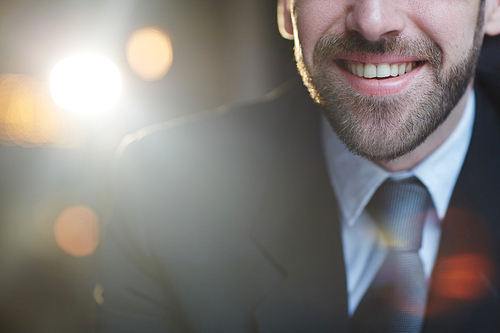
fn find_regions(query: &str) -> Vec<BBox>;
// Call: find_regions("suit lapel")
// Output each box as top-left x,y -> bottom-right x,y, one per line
250,90 -> 348,333
423,71 -> 500,333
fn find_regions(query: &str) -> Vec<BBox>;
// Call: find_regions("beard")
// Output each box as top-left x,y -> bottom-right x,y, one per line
296,4 -> 484,162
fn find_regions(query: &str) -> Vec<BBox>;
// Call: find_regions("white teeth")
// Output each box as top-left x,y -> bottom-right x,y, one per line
356,64 -> 364,77
364,64 -> 377,78
390,64 -> 399,77
351,64 -> 357,76
398,64 -> 406,76
346,62 -> 420,78
376,63 -> 391,78
405,62 -> 412,73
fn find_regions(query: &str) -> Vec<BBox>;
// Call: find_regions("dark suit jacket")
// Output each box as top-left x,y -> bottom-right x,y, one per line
98,70 -> 500,332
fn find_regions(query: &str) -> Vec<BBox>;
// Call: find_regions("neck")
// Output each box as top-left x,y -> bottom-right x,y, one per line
377,85 -> 472,173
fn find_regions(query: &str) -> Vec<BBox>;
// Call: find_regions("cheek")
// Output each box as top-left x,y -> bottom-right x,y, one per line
407,1 -> 479,64
294,0 -> 349,63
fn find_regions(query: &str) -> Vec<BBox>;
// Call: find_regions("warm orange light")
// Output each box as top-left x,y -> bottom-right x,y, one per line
54,205 -> 100,257
0,74 -> 85,148
126,27 -> 173,81
432,253 -> 493,300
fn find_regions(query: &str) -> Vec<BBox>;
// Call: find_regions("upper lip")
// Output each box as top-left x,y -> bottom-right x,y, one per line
334,53 -> 426,64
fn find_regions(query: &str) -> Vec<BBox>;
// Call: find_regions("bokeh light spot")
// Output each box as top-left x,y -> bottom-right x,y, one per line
93,283 -> 104,305
54,205 -> 99,257
0,74 -> 85,148
126,27 -> 173,81
50,55 -> 121,113
433,253 -> 493,300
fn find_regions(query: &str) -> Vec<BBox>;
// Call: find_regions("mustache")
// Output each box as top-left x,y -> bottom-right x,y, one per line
313,31 -> 443,69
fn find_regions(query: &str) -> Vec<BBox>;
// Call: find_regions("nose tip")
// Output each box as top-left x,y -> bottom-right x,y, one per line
346,0 -> 404,42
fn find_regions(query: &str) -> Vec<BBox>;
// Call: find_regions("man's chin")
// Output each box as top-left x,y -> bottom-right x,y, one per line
342,138 -> 424,163
315,72 -> 439,161
322,109 -> 429,162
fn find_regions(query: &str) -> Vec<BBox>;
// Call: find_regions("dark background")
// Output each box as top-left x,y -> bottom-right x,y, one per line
0,0 -> 296,129
0,1 -> 497,332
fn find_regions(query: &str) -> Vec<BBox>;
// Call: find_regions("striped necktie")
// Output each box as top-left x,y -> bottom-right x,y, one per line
350,177 -> 431,333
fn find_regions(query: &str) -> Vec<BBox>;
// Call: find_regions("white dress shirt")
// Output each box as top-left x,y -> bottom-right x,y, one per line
321,91 -> 476,316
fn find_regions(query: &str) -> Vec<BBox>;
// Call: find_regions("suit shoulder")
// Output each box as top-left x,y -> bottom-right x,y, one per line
106,81 -> 314,260
475,68 -> 500,113
117,78 -> 310,160
111,78 -> 315,214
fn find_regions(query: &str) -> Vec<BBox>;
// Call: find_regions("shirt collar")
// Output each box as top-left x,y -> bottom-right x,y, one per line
322,90 -> 475,226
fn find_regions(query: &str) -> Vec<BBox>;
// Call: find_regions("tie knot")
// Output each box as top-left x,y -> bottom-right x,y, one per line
367,177 -> 431,252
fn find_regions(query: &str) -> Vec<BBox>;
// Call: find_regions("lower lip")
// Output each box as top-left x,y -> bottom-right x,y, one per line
336,62 -> 426,97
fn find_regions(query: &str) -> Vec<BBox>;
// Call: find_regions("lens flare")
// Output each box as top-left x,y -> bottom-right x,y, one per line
54,205 -> 100,257
50,55 -> 121,113
432,253 -> 493,300
126,27 -> 173,81
0,74 -> 84,148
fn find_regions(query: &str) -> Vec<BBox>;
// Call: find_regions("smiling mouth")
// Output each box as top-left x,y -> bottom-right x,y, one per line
337,60 -> 425,79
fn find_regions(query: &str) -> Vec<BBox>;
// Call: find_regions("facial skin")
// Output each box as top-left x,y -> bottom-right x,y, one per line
279,0 -> 500,171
